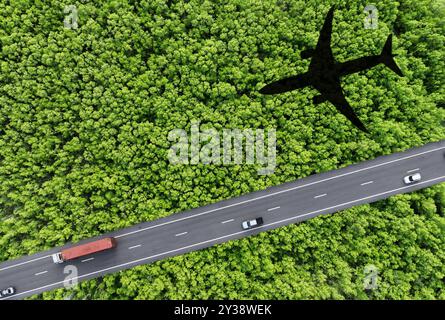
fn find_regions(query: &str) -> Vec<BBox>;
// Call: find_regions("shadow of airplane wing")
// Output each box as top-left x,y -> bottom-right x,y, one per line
316,80 -> 369,133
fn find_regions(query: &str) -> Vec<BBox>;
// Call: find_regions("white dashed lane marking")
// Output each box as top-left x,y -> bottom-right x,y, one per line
175,232 -> 188,237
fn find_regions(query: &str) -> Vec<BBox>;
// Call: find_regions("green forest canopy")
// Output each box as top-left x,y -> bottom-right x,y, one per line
0,0 -> 444,299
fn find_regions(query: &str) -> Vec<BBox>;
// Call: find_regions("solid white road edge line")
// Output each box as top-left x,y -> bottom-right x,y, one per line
0,255 -> 52,273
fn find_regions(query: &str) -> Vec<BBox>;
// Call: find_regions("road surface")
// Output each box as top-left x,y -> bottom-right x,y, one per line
0,140 -> 444,299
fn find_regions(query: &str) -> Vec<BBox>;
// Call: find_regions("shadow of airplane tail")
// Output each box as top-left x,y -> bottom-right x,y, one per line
380,34 -> 404,77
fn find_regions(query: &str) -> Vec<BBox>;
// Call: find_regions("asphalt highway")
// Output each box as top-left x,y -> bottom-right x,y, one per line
0,139 -> 444,299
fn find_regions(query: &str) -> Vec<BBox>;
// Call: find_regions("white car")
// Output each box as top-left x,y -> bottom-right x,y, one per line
403,173 -> 421,184
242,217 -> 264,230
0,287 -> 15,298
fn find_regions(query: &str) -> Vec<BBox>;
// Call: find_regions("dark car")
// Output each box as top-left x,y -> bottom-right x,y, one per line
0,287 -> 15,298
242,217 -> 264,230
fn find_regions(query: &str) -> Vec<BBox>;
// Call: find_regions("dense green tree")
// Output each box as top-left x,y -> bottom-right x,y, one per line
0,0 -> 444,299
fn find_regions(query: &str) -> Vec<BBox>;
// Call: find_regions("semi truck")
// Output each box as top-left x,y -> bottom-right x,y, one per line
52,237 -> 117,264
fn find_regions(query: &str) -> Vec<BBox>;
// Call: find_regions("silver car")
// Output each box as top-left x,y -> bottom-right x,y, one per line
242,217 -> 264,230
